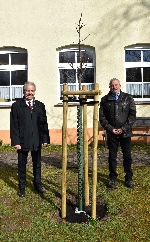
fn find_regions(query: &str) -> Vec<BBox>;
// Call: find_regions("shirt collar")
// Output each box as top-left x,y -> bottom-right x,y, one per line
112,92 -> 120,100
25,99 -> 33,105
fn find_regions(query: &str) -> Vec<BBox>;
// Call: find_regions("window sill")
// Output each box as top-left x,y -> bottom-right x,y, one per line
0,104 -> 12,108
54,102 -> 80,107
54,100 -> 98,107
135,101 -> 150,105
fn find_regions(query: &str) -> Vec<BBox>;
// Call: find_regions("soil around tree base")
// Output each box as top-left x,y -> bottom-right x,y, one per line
50,193 -> 108,224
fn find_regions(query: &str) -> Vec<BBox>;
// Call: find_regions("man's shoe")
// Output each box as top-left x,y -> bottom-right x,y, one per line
18,189 -> 25,197
108,180 -> 116,188
125,180 -> 134,189
34,186 -> 46,194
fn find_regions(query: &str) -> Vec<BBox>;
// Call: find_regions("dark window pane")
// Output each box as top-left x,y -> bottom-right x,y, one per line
11,70 -> 27,85
126,68 -> 142,82
11,53 -> 27,65
143,50 -> 150,62
0,54 -> 9,65
143,68 -> 150,82
78,68 -> 94,83
60,69 -> 76,84
0,71 -> 10,86
59,52 -> 75,63
125,50 -> 141,62
77,50 -> 93,63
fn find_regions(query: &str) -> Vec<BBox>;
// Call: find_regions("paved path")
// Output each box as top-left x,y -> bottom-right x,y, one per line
0,150 -> 150,168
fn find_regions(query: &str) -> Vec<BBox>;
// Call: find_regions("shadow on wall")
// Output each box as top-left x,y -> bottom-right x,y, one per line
92,1 -> 150,50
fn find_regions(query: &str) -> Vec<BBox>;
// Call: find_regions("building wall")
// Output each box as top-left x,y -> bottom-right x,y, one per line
0,0 -> 150,145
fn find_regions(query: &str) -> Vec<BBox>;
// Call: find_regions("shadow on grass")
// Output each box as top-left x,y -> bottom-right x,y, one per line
0,163 -> 18,191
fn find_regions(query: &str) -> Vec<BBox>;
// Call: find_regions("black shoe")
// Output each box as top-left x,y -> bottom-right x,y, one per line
18,189 -> 25,197
108,180 -> 116,188
34,186 -> 45,194
125,180 -> 134,189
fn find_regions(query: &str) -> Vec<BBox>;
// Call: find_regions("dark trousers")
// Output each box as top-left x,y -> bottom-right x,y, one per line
107,135 -> 133,181
17,150 -> 41,189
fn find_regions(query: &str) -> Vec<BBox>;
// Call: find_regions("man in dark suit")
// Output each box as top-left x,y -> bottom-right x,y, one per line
10,82 -> 50,197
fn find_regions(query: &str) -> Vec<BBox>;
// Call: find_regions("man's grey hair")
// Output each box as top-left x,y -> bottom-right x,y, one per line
109,78 -> 120,86
23,82 -> 36,91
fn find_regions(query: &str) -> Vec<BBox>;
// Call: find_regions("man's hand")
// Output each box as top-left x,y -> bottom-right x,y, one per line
112,128 -> 123,135
14,145 -> 21,150
42,143 -> 47,147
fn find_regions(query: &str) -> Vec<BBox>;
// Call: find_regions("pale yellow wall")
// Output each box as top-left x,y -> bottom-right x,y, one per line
0,109 -> 11,130
0,0 -> 150,143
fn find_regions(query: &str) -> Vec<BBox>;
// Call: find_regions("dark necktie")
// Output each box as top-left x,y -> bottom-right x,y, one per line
28,101 -> 32,110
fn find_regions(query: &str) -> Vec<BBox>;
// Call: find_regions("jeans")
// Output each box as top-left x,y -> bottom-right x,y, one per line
107,135 -> 133,181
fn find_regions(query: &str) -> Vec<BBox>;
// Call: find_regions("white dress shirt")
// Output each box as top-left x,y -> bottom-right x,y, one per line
26,99 -> 33,107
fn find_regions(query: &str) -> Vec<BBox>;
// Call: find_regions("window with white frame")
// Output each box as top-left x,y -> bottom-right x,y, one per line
125,45 -> 150,101
0,47 -> 27,104
57,45 -> 95,102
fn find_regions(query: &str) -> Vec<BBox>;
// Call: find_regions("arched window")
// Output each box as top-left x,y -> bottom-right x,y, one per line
125,45 -> 150,101
0,47 -> 27,105
57,45 -> 95,102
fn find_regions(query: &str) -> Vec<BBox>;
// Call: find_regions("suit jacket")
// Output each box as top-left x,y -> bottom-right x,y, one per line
10,98 -> 50,151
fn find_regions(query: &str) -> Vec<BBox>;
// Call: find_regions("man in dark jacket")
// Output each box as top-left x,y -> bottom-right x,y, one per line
99,78 -> 136,189
10,82 -> 50,197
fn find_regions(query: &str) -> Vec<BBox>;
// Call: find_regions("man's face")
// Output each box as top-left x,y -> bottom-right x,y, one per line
109,80 -> 121,95
24,85 -> 35,101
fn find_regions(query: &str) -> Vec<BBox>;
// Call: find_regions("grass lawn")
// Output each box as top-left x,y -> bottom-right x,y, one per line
0,161 -> 150,241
